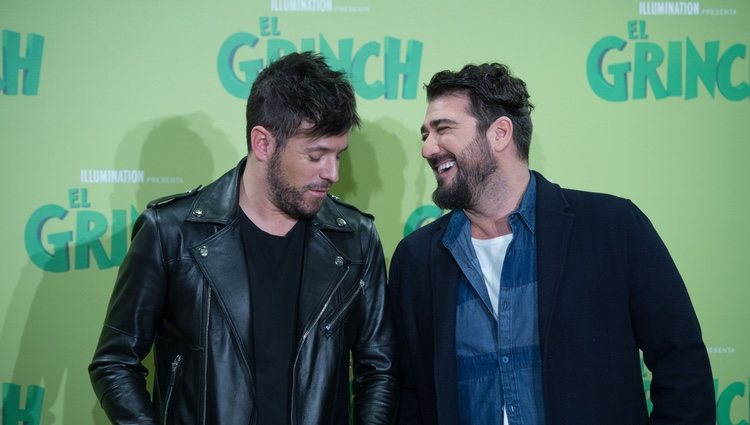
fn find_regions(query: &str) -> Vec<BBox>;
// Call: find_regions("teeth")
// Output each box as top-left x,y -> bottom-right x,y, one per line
437,161 -> 456,173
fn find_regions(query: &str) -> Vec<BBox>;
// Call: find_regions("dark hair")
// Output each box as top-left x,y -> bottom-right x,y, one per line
425,63 -> 534,160
246,51 -> 360,151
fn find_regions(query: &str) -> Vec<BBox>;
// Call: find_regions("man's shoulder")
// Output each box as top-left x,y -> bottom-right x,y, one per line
389,212 -> 451,277
143,163 -> 240,222
317,195 -> 377,235
146,185 -> 203,210
325,194 -> 374,221
535,171 -> 633,214
406,211 -> 451,239
394,211 -> 451,253
138,185 -> 207,228
127,187 -> 200,229
559,186 -> 630,208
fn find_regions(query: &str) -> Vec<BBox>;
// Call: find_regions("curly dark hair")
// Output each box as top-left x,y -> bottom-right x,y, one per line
426,63 -> 534,160
245,51 -> 360,151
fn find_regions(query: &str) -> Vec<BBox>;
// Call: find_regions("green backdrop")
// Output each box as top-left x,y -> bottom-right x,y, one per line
1,0 -> 748,423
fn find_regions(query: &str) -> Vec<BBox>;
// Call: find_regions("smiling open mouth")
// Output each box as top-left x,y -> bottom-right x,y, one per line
437,160 -> 456,174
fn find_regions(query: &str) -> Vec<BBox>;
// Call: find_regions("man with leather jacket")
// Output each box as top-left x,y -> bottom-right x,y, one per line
89,52 -> 397,425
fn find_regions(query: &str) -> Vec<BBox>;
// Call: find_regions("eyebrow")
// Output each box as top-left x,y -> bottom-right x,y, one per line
420,118 -> 458,134
304,145 -> 349,154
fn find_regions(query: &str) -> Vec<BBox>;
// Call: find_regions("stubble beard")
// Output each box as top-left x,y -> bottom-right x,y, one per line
266,148 -> 325,220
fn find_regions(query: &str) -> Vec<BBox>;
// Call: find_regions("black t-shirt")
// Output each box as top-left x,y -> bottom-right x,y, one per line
240,214 -> 305,425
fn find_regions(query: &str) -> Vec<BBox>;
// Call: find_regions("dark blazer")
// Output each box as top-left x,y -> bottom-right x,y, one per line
389,171 -> 714,425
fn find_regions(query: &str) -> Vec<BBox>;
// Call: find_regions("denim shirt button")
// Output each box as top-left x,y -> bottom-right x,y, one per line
502,356 -> 510,364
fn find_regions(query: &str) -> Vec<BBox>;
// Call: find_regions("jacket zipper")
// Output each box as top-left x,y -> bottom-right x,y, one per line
163,354 -> 182,424
323,279 -> 365,335
289,268 -> 350,425
201,287 -> 211,425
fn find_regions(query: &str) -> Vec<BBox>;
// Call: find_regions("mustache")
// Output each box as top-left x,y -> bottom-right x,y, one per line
304,183 -> 332,191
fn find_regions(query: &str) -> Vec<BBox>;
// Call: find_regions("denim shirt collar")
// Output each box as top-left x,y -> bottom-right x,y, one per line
512,172 -> 537,235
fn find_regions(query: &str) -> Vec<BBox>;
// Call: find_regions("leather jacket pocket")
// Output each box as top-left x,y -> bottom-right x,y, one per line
321,279 -> 366,338
163,354 -> 182,424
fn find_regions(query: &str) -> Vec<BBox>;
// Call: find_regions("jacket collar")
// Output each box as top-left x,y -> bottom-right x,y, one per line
184,159 -> 243,225
184,157 -> 354,232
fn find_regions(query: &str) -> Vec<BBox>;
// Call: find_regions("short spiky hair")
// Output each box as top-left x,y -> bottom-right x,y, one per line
426,63 -> 534,160
245,51 -> 360,150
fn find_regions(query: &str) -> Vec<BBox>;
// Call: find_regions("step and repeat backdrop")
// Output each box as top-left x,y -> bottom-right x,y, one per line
1,0 -> 748,423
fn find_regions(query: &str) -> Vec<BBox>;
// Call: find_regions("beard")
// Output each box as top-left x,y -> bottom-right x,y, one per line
266,148 -> 328,220
431,133 -> 497,210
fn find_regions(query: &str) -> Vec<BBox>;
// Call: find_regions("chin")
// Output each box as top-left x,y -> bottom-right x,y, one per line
301,201 -> 324,218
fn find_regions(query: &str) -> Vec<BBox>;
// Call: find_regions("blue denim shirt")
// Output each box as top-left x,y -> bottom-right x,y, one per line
443,174 -> 545,425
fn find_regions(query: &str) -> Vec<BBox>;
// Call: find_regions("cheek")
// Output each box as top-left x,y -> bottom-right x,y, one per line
292,164 -> 320,185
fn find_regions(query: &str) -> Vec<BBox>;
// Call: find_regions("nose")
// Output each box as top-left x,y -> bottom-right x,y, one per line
422,133 -> 439,159
320,156 -> 340,183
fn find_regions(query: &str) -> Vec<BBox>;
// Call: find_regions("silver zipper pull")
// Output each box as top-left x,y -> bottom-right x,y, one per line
171,354 -> 182,372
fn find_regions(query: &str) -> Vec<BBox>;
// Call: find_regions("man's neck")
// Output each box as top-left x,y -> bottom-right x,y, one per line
465,167 -> 530,240
238,163 -> 299,236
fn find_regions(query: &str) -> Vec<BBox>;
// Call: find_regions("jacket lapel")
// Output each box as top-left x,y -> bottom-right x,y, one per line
430,215 -> 461,425
184,160 -> 254,371
298,198 -> 355,335
533,171 -> 574,356
191,221 -> 252,363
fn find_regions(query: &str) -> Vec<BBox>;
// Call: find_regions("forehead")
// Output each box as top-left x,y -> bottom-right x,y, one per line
286,120 -> 349,149
423,93 -> 475,127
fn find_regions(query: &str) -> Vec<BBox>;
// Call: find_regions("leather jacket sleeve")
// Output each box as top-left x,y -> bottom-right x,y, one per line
89,208 -> 164,424
350,223 -> 399,425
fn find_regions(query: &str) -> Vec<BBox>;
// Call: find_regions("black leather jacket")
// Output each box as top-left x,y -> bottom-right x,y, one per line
89,160 -> 397,424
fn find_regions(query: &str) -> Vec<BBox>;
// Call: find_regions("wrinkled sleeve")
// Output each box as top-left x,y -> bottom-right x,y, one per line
88,208 -> 167,424
351,220 -> 399,425
626,201 -> 715,424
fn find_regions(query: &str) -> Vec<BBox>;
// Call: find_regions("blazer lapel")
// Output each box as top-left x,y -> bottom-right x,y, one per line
533,172 -> 574,356
430,217 -> 461,425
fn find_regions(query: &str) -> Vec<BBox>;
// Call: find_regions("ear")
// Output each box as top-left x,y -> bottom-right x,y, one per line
487,116 -> 514,153
249,125 -> 276,162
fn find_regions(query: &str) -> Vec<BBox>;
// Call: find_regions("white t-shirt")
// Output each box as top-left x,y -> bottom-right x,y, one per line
471,233 -> 514,425
471,233 -> 513,317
